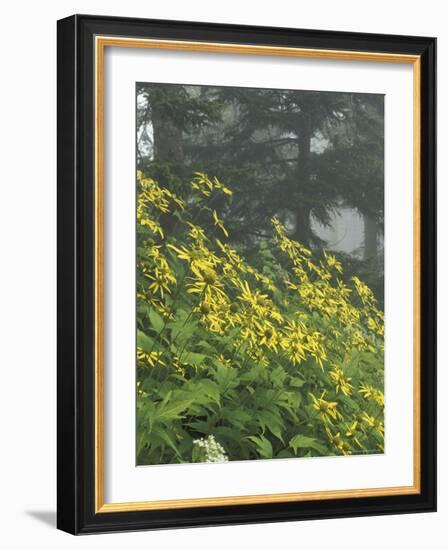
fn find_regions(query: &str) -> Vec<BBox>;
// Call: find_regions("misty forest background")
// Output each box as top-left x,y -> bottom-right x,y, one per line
137,83 -> 384,305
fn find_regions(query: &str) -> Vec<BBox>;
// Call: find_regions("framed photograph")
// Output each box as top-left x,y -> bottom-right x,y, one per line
57,14 -> 436,534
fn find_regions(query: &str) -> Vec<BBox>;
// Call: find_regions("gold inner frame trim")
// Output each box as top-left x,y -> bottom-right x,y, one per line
94,35 -> 421,513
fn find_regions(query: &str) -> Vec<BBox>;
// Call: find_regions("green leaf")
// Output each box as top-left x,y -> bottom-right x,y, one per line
257,409 -> 285,442
136,429 -> 148,455
339,395 -> 359,410
212,365 -> 239,392
248,435 -> 273,459
222,408 -> 251,430
195,379 -> 221,406
152,426 -> 182,458
156,398 -> 193,421
284,391 -> 302,412
192,445 -> 204,463
289,434 -> 326,455
137,330 -> 154,353
197,340 -> 218,353
149,308 -> 165,332
189,420 -> 213,434
290,377 -> 306,388
169,314 -> 197,344
183,352 -> 207,367
270,366 -> 287,387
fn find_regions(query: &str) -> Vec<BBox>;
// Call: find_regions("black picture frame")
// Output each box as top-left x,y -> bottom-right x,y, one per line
57,14 -> 436,534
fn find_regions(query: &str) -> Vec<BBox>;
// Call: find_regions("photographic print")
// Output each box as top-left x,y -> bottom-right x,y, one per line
58,16 -> 436,533
136,82 -> 385,466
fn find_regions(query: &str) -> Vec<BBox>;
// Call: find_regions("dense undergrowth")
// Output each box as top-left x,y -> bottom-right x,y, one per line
136,172 -> 384,465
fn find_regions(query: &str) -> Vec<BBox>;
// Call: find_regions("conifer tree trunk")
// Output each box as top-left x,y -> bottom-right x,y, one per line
364,214 -> 378,259
294,116 -> 312,247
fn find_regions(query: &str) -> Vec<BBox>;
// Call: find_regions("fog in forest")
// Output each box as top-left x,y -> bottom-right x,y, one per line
136,83 -> 384,305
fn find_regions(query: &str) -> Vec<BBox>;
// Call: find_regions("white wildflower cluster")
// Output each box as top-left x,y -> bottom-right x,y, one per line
193,435 -> 229,463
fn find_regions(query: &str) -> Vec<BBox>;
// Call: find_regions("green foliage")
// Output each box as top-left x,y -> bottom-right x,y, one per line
136,172 -> 384,465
